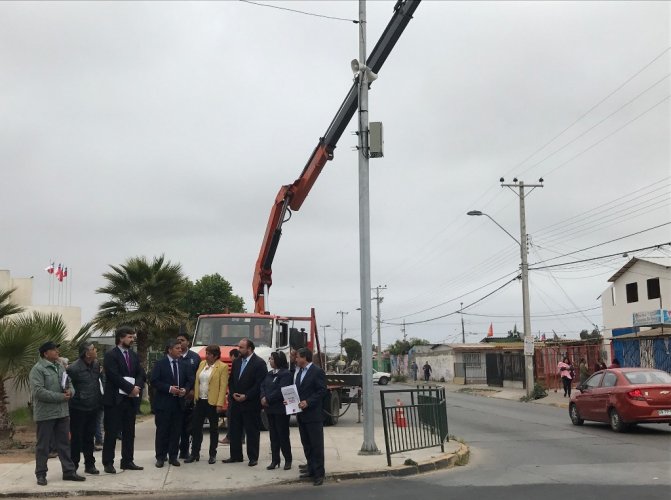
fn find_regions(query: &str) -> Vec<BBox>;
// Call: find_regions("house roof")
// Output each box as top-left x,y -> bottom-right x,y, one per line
607,257 -> 671,283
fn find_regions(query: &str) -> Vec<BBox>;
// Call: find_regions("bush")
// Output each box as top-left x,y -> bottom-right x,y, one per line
392,374 -> 407,383
9,406 -> 32,426
520,383 -> 548,402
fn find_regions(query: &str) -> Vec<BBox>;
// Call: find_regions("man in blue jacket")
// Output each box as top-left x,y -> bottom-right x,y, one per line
150,339 -> 194,468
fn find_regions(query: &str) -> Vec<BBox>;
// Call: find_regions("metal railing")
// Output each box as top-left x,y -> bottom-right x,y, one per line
379,386 -> 449,466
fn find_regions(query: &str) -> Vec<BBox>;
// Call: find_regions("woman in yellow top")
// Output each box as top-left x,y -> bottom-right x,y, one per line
185,345 -> 228,464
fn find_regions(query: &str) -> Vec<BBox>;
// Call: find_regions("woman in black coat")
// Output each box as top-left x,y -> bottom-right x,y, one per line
260,351 -> 293,470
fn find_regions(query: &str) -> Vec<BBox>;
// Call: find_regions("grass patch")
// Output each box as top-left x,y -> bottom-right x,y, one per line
457,387 -> 498,394
455,449 -> 470,466
448,434 -> 465,444
9,406 -> 32,426
520,383 -> 548,402
139,399 -> 152,416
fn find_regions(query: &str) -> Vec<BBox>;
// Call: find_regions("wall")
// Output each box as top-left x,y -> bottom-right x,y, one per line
411,347 -> 455,382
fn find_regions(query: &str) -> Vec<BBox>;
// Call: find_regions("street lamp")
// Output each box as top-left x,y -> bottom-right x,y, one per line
320,324 -> 331,358
468,208 -> 535,397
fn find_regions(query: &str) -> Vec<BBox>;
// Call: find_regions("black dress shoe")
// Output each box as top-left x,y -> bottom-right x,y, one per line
222,458 -> 243,463
103,464 -> 116,474
248,459 -> 258,467
284,461 -> 292,470
178,452 -> 188,460
169,459 -> 181,467
36,476 -> 47,486
313,476 -> 324,486
155,460 -> 165,468
266,461 -> 279,470
63,472 -> 86,482
84,466 -> 100,475
184,455 -> 199,463
299,472 -> 313,479
121,462 -> 144,470
208,456 -> 216,465
299,464 -> 308,471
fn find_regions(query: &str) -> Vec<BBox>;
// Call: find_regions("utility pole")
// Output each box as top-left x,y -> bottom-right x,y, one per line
401,319 -> 407,342
355,0 -> 379,455
460,302 -> 465,344
320,324 -> 331,358
373,285 -> 387,369
336,311 -> 348,357
501,178 -> 544,398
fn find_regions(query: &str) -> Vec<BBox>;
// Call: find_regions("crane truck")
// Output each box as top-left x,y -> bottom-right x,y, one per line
190,0 -> 421,426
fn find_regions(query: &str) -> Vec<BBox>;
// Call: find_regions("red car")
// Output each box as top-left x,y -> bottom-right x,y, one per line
569,367 -> 671,432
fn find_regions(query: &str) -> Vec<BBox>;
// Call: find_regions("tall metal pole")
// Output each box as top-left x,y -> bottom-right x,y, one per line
518,181 -> 534,397
374,285 -> 387,367
336,311 -> 348,357
357,0 -> 379,454
460,302 -> 465,344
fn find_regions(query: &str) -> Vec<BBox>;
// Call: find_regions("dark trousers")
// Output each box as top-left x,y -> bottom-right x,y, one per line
69,407 -> 97,469
191,399 -> 219,458
178,400 -> 194,457
298,417 -> 324,479
35,417 -> 75,478
102,399 -> 137,467
562,376 -> 572,397
154,405 -> 183,461
229,405 -> 260,461
267,412 -> 292,463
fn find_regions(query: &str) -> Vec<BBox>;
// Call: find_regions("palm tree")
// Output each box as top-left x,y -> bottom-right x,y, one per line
0,288 -> 24,320
0,312 -> 68,443
93,255 -> 188,369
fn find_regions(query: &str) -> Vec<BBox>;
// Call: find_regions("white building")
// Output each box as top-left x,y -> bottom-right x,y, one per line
601,257 -> 671,334
0,269 -> 82,339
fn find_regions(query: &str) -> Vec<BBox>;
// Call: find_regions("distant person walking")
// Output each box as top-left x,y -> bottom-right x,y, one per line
410,361 -> 418,382
29,341 -> 85,486
557,357 -> 573,397
578,358 -> 589,385
422,362 -> 432,382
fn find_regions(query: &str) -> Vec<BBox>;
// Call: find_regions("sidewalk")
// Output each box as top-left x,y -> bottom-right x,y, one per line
0,408 -> 465,498
428,381 -> 571,409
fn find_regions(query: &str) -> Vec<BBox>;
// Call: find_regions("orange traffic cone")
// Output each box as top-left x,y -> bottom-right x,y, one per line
394,399 -> 407,427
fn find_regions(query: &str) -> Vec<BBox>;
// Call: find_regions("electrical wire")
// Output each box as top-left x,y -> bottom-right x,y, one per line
529,242 -> 671,271
238,0 -> 359,23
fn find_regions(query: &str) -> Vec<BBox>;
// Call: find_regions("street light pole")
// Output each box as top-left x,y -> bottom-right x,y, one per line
336,311 -> 348,357
320,324 -> 331,359
468,177 -> 543,398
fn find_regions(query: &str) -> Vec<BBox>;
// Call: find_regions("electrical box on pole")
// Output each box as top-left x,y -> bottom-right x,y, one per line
369,122 -> 384,158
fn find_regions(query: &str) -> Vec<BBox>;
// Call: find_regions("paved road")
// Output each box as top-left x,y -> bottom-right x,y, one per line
120,384 -> 670,500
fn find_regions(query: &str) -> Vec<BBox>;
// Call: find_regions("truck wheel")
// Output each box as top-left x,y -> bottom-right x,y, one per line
324,390 -> 341,426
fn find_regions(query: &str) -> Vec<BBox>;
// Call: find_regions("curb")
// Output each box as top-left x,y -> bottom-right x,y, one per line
0,444 -> 470,498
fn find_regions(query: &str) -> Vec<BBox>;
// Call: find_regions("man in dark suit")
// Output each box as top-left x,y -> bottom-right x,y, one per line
295,347 -> 327,486
222,338 -> 267,466
150,339 -> 194,468
176,332 -> 201,459
102,326 -> 146,474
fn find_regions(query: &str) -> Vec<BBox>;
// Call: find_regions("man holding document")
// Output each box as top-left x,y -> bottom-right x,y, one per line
102,326 -> 146,474
293,347 -> 327,486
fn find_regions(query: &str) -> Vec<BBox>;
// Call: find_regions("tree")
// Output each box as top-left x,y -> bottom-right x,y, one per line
182,273 -> 245,321
0,312 -> 68,444
0,288 -> 23,320
387,337 -> 430,355
94,255 -> 188,369
340,338 -> 361,363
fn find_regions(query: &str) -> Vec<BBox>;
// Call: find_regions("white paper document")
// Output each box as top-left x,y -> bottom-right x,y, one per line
281,384 -> 302,415
61,372 -> 69,391
119,376 -> 138,396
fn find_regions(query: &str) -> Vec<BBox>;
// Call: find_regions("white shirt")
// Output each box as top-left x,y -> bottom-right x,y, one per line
199,364 -> 214,400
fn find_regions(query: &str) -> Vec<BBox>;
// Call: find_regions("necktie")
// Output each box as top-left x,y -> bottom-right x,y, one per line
239,358 -> 248,377
124,350 -> 131,373
172,360 -> 179,386
296,367 -> 304,385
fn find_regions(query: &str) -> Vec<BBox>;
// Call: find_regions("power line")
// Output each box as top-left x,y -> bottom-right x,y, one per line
530,222 -> 671,266
239,0 -> 359,23
462,306 -> 601,319
528,242 -> 671,271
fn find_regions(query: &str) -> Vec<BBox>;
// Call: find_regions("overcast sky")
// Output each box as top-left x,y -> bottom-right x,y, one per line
2,1 -> 669,350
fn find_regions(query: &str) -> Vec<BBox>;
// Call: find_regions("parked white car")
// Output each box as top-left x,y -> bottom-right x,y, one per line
373,369 -> 391,385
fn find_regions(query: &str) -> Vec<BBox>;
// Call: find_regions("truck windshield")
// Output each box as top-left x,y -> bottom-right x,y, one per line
194,316 -> 273,348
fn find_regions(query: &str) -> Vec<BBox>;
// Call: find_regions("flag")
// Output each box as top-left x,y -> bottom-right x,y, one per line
487,323 -> 494,337
45,262 -> 55,274
56,264 -> 64,282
